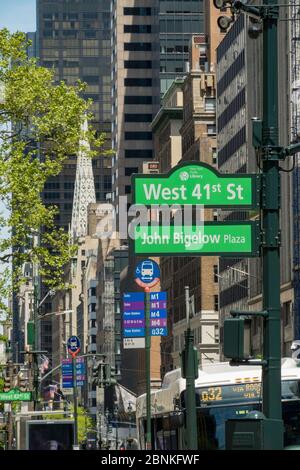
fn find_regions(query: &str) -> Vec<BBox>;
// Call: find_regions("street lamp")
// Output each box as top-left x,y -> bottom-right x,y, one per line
114,402 -> 119,450
105,408 -> 110,449
37,309 -> 73,320
127,401 -> 133,445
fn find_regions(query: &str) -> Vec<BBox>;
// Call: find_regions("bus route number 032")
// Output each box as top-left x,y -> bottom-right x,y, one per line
151,328 -> 165,336
201,387 -> 222,402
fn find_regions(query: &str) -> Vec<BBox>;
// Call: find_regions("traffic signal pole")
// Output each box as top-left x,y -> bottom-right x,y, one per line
223,0 -> 291,448
183,286 -> 198,449
260,0 -> 282,426
72,355 -> 79,449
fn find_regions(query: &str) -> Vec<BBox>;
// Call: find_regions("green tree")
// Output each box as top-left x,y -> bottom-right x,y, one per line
0,29 -> 107,313
44,405 -> 94,444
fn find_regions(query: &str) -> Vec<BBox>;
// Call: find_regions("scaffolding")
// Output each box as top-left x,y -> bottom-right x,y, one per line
291,1 -> 300,338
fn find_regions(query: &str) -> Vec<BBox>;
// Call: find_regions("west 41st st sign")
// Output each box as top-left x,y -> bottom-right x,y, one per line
133,162 -> 261,257
133,162 -> 260,209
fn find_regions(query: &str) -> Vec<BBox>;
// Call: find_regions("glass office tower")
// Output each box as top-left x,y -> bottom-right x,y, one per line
159,0 -> 204,93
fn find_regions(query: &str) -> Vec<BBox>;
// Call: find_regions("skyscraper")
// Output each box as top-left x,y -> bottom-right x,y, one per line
159,0 -> 205,93
36,0 -> 112,358
111,0 -> 160,212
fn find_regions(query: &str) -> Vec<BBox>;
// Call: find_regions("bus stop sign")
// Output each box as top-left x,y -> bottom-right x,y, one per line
135,259 -> 160,288
67,336 -> 81,357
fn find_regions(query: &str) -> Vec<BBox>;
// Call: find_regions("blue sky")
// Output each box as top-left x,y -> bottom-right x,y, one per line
0,0 -> 36,32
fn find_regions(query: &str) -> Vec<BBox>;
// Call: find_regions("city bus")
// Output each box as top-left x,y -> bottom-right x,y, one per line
136,358 -> 300,450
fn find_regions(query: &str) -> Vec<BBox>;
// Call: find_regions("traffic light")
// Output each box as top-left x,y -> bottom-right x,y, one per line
103,364 -> 117,386
3,375 -> 11,392
17,372 -> 27,392
110,366 -> 117,386
103,364 -> 111,386
92,361 -> 102,386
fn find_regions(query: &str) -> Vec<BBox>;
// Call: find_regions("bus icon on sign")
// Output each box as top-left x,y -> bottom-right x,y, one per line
135,259 -> 160,288
141,261 -> 154,279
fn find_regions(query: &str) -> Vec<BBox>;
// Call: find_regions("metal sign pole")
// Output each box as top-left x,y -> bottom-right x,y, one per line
145,286 -> 151,450
184,286 -> 198,449
261,0 -> 283,446
72,354 -> 79,450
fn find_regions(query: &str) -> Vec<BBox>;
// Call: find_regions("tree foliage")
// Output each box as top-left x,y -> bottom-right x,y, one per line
44,405 -> 94,444
0,29 -> 106,312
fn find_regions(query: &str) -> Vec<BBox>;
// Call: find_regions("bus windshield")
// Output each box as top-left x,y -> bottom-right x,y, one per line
182,380 -> 300,450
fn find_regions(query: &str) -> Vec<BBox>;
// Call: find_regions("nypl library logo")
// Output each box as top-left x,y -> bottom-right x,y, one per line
179,171 -> 189,181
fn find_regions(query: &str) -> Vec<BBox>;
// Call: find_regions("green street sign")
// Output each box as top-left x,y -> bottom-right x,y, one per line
133,162 -> 259,209
134,222 -> 260,257
0,388 -> 32,402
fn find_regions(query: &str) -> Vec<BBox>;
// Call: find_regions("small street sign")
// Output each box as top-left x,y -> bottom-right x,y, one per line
150,309 -> 167,318
67,336 -> 81,356
123,292 -> 145,301
123,338 -> 146,349
134,222 -> 260,257
133,162 -> 259,208
123,310 -> 145,319
150,292 -> 167,301
150,318 -> 167,327
62,358 -> 86,389
150,327 -> 168,337
0,388 -> 32,402
134,259 -> 160,288
122,292 -> 168,340
123,327 -> 145,338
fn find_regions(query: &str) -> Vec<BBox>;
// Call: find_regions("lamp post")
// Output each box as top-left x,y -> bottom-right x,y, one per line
114,402 -> 119,450
181,286 -> 198,449
128,401 -> 132,443
105,408 -> 110,449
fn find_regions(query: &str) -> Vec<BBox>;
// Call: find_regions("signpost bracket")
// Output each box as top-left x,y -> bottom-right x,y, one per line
229,359 -> 268,367
261,229 -> 281,248
230,310 -> 268,318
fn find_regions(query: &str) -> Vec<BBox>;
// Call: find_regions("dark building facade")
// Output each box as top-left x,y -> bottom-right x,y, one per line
216,6 -> 293,358
36,0 -> 112,359
159,0 -> 205,94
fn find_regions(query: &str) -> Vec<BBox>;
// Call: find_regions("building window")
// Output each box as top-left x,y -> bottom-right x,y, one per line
207,125 -> 216,135
212,147 -> 217,165
125,167 -> 139,176
123,7 -> 151,15
213,265 -> 218,283
283,302 -> 291,327
125,149 -> 153,159
64,182 -> 74,189
88,287 -> 96,297
205,98 -> 216,112
124,114 -> 152,123
214,295 -> 219,312
124,60 -> 152,69
124,42 -> 152,51
214,325 -> 219,343
125,185 -> 131,194
125,96 -> 152,105
124,25 -> 151,34
125,132 -> 152,140
43,192 -> 60,199
124,78 -> 152,87
83,13 -> 98,19
44,182 -> 60,189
